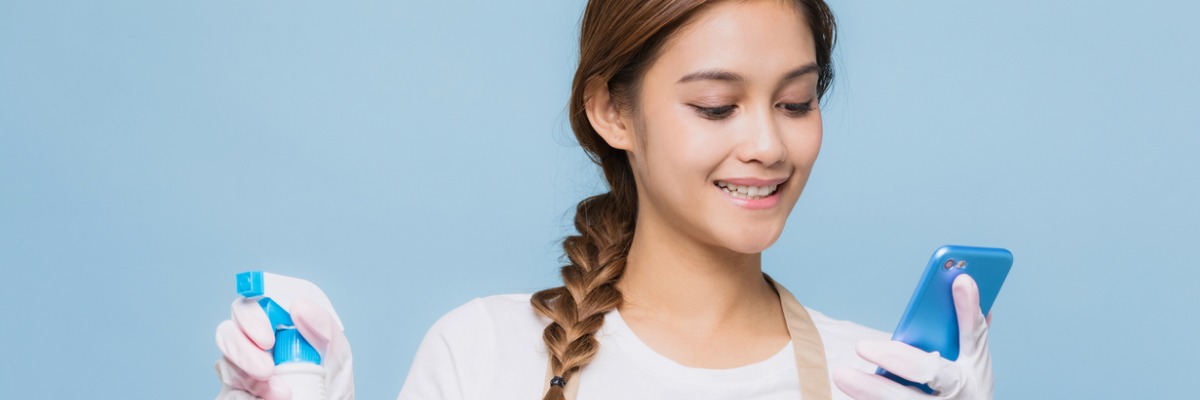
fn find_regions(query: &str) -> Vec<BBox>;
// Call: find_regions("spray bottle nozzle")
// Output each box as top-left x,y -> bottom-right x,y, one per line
237,271 -> 265,297
236,271 -> 322,365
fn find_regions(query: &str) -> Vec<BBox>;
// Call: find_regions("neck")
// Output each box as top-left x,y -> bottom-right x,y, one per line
615,211 -> 779,331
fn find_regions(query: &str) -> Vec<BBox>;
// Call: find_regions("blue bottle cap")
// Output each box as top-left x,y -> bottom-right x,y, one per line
274,329 -> 322,365
257,298 -> 321,365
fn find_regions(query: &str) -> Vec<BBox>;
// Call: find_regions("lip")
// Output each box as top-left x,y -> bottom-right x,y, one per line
715,177 -> 788,186
714,177 -> 787,210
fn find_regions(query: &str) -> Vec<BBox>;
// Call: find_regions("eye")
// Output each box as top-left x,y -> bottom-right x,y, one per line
778,100 -> 815,117
690,104 -> 737,120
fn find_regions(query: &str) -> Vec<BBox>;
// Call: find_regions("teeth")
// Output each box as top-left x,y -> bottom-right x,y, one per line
715,181 -> 780,199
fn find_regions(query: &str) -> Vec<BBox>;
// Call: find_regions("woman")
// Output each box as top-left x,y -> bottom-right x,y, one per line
215,0 -> 996,399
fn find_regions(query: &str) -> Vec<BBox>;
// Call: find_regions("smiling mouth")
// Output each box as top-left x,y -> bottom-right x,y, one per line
714,180 -> 781,200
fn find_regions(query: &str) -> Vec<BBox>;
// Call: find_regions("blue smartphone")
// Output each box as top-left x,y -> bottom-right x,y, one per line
876,245 -> 1013,394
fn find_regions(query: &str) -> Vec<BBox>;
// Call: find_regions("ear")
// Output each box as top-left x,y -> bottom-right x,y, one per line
584,81 -> 635,151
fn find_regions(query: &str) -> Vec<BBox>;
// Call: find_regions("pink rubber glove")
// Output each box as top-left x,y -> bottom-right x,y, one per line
214,272 -> 355,400
834,274 -> 994,400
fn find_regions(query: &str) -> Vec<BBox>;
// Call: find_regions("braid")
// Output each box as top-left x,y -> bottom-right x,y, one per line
531,185 -> 635,400
532,2 -> 696,390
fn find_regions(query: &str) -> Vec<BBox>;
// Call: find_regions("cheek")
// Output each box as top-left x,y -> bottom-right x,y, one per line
642,105 -> 731,179
786,115 -> 823,167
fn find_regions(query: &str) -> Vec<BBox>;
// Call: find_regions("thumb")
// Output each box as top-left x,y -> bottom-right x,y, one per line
950,274 -> 993,397
291,299 -> 337,357
952,274 -> 985,347
291,298 -> 354,400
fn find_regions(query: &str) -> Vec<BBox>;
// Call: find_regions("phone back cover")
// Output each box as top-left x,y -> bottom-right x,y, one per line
879,245 -> 1012,392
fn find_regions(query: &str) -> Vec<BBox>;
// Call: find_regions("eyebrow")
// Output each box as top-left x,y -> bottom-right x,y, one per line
675,63 -> 819,85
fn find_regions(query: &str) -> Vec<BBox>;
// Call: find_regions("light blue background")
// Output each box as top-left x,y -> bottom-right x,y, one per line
2,0 -> 1196,398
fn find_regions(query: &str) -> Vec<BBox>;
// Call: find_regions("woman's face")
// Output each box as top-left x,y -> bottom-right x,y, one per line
626,0 -> 823,254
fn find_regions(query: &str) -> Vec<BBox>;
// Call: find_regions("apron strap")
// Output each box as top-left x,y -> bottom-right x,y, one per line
765,272 -> 833,400
541,273 -> 832,400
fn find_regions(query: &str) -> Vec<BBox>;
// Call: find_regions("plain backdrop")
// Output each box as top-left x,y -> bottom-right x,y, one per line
2,0 -> 1197,398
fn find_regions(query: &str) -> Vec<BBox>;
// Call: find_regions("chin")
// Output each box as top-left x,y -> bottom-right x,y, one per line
716,228 -> 784,255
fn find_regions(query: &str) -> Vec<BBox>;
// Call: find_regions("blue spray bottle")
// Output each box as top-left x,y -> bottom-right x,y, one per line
237,271 -> 327,400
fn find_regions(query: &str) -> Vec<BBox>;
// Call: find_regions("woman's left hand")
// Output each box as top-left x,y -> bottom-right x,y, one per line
833,274 -> 994,400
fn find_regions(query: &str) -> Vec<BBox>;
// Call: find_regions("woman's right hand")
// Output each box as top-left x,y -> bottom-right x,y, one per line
214,272 -> 356,400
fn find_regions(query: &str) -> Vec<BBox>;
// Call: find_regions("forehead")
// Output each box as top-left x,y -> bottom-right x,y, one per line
650,0 -> 816,83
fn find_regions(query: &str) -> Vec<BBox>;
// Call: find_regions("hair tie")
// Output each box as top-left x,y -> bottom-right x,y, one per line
550,376 -> 567,388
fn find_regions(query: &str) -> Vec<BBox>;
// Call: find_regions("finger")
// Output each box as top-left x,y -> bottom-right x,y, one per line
952,274 -> 988,354
952,274 -> 984,334
986,311 -> 993,326
215,358 -> 258,392
216,320 -> 275,380
293,299 -> 354,398
855,340 -> 952,385
833,367 -> 926,400
215,357 -> 293,400
232,298 -> 275,350
215,386 -> 260,400
291,298 -> 335,356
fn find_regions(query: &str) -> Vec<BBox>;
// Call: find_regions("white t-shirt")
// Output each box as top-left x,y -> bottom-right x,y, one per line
396,293 -> 889,400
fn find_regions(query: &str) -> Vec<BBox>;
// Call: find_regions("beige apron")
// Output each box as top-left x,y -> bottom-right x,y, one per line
542,273 -> 832,399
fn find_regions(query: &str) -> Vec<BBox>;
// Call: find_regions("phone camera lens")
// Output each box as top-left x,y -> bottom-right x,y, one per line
944,259 -> 955,269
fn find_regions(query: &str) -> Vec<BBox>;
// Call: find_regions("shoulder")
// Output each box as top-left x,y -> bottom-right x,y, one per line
399,293 -> 551,400
420,293 -> 552,365
428,293 -> 550,337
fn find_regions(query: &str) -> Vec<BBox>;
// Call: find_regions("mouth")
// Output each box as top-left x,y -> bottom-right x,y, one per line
713,180 -> 783,200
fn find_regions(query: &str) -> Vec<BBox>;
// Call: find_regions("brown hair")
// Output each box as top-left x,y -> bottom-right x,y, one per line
530,1 -> 837,398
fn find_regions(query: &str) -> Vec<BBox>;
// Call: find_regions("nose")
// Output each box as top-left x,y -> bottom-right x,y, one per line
735,106 -> 787,167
